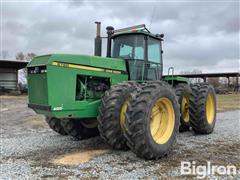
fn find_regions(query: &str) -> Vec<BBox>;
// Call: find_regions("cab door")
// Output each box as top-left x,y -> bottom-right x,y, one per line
145,37 -> 163,80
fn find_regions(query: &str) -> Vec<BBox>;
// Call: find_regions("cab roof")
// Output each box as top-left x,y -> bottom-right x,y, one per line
112,24 -> 163,41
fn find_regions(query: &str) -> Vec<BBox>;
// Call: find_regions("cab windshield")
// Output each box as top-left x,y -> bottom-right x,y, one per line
111,35 -> 144,60
111,34 -> 162,81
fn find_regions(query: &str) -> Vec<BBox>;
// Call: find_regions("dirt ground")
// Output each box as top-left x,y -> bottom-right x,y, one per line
0,95 -> 239,179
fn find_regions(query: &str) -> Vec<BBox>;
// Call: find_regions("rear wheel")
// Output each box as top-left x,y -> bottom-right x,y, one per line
97,82 -> 138,150
61,118 -> 99,140
189,83 -> 217,134
124,81 -> 180,159
175,84 -> 192,132
45,117 -> 67,135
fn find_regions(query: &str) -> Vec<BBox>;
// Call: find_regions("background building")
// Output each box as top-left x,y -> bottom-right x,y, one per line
0,59 -> 28,92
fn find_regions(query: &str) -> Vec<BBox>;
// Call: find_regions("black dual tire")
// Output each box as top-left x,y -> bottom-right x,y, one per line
124,81 -> 180,159
175,84 -> 192,132
190,83 -> 217,134
97,82 -> 138,150
60,118 -> 99,140
45,117 -> 67,135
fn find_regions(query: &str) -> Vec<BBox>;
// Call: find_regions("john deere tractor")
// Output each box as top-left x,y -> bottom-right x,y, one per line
27,22 -> 217,159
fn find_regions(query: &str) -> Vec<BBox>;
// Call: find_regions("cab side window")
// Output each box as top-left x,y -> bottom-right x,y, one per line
147,37 -> 161,80
148,38 -> 161,63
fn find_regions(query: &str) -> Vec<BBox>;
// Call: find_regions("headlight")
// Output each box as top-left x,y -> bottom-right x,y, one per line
28,66 -> 47,74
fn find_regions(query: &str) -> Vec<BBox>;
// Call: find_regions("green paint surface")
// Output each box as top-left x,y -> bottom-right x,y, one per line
28,54 -> 126,72
164,75 -> 189,83
27,54 -> 128,118
27,53 -> 188,119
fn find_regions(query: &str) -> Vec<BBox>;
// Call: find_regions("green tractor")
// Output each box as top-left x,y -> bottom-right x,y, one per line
27,22 -> 217,159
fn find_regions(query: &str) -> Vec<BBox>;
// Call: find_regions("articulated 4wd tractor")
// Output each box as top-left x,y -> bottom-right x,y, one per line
27,22 -> 217,159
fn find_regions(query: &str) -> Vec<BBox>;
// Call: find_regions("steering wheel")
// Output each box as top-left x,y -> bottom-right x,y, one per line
127,53 -> 138,59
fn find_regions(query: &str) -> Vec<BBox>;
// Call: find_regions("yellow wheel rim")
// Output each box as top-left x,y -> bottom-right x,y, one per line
81,119 -> 98,129
150,97 -> 175,144
206,93 -> 215,124
181,96 -> 190,123
120,100 -> 128,129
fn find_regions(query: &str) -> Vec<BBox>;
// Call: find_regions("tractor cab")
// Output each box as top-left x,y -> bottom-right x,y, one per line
99,24 -> 164,81
111,25 -> 163,81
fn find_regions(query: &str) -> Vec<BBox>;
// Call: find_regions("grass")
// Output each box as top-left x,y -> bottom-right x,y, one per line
217,93 -> 240,112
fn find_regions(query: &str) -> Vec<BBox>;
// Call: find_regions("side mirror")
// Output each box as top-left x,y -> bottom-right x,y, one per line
156,34 -> 164,38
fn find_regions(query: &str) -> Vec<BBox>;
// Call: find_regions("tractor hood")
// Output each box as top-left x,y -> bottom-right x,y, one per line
27,53 -> 128,118
27,54 -> 126,72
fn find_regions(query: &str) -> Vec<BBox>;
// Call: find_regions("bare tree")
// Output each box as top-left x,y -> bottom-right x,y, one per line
15,52 -> 36,61
16,52 -> 25,60
180,69 -> 203,83
180,70 -> 191,75
15,52 -> 37,80
25,53 -> 36,61
208,77 -> 220,87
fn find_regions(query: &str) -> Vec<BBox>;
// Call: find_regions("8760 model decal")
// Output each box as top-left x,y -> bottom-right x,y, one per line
52,62 -> 122,74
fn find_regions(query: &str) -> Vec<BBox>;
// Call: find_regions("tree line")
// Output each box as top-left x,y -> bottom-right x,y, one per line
1,50 -> 36,61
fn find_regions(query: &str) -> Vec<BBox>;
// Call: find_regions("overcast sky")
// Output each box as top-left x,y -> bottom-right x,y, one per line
1,0 -> 239,74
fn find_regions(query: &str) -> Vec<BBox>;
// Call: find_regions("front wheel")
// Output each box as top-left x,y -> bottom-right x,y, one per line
45,117 -> 67,135
97,82 -> 138,150
124,81 -> 180,160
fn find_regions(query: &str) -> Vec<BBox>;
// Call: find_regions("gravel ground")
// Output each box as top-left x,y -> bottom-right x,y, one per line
0,96 -> 239,179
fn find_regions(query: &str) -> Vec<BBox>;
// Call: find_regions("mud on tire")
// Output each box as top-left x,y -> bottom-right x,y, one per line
97,82 -> 138,150
124,81 -> 180,159
189,83 -> 217,134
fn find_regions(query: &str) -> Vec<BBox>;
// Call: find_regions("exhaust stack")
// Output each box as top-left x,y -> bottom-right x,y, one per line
106,26 -> 114,58
94,21 -> 102,56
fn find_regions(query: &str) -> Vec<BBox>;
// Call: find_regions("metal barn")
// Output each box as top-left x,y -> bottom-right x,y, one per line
0,60 -> 28,91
